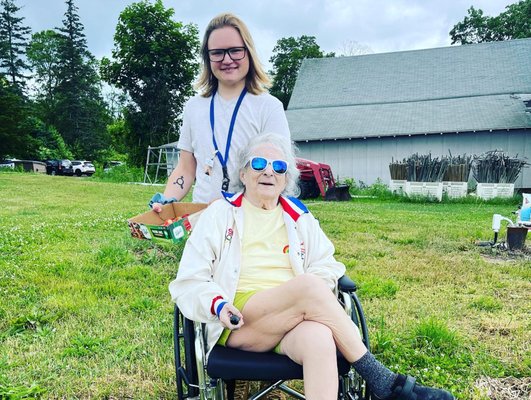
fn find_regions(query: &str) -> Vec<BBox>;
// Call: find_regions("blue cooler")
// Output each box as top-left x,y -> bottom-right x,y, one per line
520,207 -> 531,222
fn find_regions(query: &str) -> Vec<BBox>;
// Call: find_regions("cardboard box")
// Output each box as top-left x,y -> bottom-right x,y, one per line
128,202 -> 207,244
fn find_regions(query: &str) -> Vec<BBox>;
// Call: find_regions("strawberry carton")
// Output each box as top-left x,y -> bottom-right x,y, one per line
128,202 -> 207,244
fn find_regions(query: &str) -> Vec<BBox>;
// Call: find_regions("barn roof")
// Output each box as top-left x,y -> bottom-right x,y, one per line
286,38 -> 531,141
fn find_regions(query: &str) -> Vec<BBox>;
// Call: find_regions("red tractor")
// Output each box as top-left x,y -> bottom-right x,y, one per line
296,158 -> 351,201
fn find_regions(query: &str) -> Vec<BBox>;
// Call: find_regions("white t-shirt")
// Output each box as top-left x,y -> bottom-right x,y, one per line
177,91 -> 290,203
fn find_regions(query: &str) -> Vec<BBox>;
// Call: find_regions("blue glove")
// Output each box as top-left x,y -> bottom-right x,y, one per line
149,192 -> 178,209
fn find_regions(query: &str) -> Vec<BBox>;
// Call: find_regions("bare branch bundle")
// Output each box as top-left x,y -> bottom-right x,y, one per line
389,157 -> 407,180
443,151 -> 472,182
405,153 -> 448,182
472,150 -> 529,183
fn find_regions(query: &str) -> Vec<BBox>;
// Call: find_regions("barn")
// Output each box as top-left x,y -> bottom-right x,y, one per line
286,38 -> 531,190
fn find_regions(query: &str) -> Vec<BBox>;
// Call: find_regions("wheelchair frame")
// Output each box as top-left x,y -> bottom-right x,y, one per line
173,276 -> 371,400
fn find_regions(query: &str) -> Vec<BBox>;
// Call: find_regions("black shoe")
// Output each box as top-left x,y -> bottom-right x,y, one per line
388,374 -> 454,400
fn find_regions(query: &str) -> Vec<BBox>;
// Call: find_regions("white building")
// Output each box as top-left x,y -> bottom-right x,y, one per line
286,38 -> 531,190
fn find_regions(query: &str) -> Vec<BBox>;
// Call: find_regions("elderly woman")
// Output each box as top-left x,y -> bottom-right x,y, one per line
170,133 -> 453,400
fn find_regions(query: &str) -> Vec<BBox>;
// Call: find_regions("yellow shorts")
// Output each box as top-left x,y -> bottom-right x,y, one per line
216,290 -> 282,354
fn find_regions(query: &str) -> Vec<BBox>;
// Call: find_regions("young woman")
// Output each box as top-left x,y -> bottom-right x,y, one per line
150,13 -> 289,208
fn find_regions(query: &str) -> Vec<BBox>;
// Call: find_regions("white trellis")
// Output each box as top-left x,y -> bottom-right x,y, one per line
143,144 -> 179,184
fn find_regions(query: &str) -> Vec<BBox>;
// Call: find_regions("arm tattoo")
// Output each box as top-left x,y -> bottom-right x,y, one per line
173,176 -> 185,190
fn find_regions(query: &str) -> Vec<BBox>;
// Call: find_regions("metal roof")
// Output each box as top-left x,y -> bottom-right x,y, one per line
286,38 -> 531,141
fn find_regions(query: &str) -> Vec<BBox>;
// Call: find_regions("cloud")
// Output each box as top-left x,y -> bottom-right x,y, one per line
17,0 -> 513,67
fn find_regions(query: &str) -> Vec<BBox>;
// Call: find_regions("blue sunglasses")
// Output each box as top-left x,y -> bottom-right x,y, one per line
248,157 -> 289,175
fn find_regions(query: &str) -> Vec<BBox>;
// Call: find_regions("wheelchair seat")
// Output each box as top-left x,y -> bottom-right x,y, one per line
173,275 -> 371,400
208,345 -> 351,381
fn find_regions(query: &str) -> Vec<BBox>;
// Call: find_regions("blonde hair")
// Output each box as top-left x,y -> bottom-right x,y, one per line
195,13 -> 271,97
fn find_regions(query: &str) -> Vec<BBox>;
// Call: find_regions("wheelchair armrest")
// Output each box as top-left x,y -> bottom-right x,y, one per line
338,275 -> 357,292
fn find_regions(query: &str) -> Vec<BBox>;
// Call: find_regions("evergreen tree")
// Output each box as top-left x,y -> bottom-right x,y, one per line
0,0 -> 31,91
54,0 -> 109,159
27,30 -> 62,127
0,76 -> 35,158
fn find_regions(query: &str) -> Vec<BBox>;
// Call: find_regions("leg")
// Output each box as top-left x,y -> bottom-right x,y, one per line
227,274 -> 365,362
279,321 -> 338,400
227,275 -> 455,400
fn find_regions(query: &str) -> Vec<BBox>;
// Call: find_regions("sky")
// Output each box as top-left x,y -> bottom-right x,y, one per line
18,0 -> 513,70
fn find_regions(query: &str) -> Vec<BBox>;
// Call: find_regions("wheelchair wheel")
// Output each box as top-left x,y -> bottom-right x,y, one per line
350,292 -> 370,351
338,291 -> 372,400
174,305 -> 199,399
351,292 -> 371,400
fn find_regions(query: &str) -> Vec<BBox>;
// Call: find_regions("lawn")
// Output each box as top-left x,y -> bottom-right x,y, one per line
0,173 -> 529,399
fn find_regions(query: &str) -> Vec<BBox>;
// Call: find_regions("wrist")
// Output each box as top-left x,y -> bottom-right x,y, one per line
215,301 -> 227,318
211,295 -> 225,316
149,192 -> 177,209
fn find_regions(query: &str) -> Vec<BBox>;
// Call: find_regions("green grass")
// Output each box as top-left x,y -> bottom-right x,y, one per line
0,174 -> 529,399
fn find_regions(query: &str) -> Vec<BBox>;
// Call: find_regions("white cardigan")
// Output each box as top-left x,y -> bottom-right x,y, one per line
169,192 -> 346,356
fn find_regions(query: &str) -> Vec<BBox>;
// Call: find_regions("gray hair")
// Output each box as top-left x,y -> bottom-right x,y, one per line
230,133 -> 300,197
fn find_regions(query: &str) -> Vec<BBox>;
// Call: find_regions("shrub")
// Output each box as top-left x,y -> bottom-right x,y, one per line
92,164 -> 144,183
340,178 -> 394,199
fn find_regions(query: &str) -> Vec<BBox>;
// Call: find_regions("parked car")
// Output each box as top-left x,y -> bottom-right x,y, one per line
71,160 -> 95,176
103,161 -> 124,172
45,159 -> 74,176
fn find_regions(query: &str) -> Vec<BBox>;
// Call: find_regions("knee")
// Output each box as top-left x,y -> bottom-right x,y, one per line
296,274 -> 335,307
294,274 -> 331,297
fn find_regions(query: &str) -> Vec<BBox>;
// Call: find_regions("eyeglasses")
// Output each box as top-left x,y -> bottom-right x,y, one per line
248,157 -> 289,175
208,47 -> 247,62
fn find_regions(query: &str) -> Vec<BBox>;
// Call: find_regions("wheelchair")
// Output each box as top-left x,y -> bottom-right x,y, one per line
173,275 -> 371,400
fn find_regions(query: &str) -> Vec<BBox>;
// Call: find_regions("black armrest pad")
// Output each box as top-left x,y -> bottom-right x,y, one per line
338,275 -> 357,292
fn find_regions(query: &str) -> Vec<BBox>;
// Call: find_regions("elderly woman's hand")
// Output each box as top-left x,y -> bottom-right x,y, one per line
218,303 -> 244,330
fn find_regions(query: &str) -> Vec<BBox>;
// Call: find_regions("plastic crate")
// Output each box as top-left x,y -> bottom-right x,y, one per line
389,179 -> 407,194
442,181 -> 468,198
405,182 -> 443,201
476,183 -> 514,200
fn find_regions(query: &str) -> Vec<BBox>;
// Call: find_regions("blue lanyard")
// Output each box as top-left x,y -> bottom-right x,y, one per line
209,87 -> 247,191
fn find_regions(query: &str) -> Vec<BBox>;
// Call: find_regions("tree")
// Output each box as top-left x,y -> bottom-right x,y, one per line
54,0 -> 109,159
26,30 -> 62,126
30,117 -> 73,160
269,36 -> 334,110
450,0 -> 531,44
0,76 -> 34,158
0,76 -> 73,161
101,0 -> 200,166
496,0 -> 531,39
337,40 -> 374,57
0,0 -> 31,90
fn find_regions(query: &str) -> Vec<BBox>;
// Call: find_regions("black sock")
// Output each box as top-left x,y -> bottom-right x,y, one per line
351,351 -> 396,399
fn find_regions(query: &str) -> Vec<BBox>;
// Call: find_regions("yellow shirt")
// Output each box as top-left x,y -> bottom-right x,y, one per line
237,198 -> 295,291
